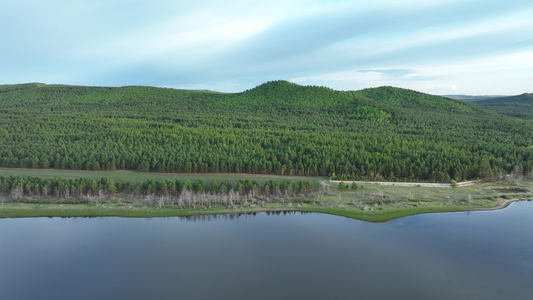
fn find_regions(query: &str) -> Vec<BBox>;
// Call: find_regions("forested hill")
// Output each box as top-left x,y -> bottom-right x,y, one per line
352,86 -> 473,112
1,81 -> 532,182
471,93 -> 533,120
211,80 -> 354,107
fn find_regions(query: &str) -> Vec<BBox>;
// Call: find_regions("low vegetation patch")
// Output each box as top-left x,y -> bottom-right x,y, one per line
492,187 -> 529,193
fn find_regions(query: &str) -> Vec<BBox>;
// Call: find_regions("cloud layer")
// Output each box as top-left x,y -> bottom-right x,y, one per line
1,0 -> 532,95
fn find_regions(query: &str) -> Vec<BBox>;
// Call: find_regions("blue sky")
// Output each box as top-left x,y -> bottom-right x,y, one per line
1,0 -> 532,95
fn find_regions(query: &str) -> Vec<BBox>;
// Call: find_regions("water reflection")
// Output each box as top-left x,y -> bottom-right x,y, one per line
0,202 -> 531,300
179,210 -> 311,222
54,210 -> 311,222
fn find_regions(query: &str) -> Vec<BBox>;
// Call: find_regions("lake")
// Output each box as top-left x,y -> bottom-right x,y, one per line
1,202 -> 532,299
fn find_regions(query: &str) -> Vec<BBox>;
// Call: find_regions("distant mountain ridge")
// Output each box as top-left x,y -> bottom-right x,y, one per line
445,92 -> 533,120
207,81 -> 477,113
470,93 -> 533,120
0,81 -> 519,113
444,95 -> 506,102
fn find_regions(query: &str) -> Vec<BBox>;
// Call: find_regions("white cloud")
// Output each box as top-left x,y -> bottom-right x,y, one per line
77,13 -> 268,63
2,0 -> 533,94
287,48 -> 533,95
404,11 -> 533,48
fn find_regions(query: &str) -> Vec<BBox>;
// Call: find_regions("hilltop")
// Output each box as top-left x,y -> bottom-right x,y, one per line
212,80 -> 354,107
0,81 -> 532,182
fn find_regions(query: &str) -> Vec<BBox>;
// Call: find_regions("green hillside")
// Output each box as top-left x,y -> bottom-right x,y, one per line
0,81 -> 532,182
353,86 -> 473,112
472,93 -> 533,120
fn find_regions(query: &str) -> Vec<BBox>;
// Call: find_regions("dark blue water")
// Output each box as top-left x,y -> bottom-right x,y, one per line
1,202 -> 532,300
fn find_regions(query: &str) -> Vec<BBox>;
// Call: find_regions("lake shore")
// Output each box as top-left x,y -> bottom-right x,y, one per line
1,176 -> 532,222
1,195 -> 530,222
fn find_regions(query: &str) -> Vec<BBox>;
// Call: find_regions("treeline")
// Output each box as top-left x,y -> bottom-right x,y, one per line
1,82 -> 533,182
0,175 -> 317,206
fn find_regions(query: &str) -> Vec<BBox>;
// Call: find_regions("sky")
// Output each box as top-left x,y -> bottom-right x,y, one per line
1,0 -> 532,95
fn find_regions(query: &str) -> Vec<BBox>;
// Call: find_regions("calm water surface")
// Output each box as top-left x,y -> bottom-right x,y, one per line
1,202 -> 532,300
